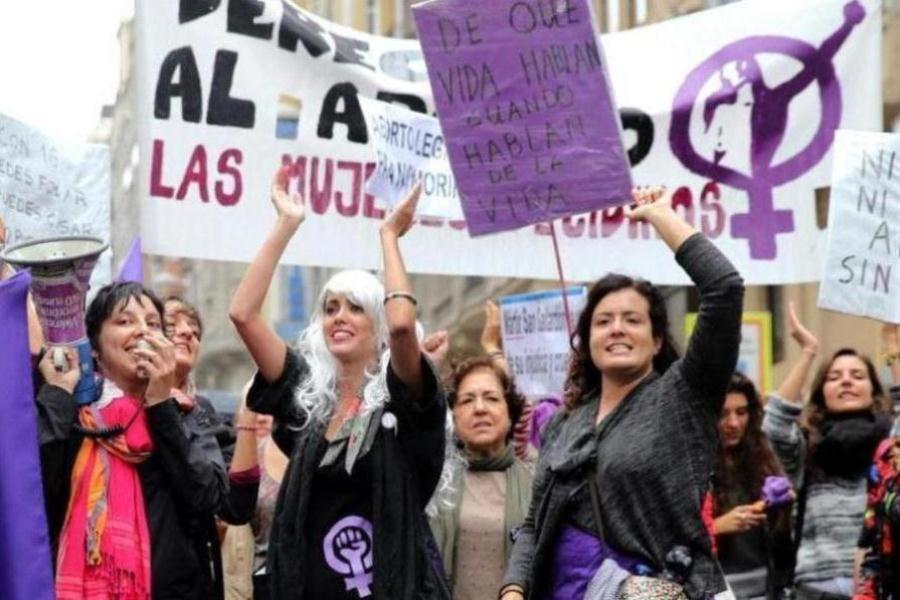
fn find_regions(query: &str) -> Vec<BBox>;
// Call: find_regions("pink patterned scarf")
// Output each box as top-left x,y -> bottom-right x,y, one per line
56,387 -> 154,600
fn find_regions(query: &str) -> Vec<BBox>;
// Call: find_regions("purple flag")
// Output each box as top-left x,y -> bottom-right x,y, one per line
117,236 -> 143,283
0,270 -> 54,600
413,0 -> 633,236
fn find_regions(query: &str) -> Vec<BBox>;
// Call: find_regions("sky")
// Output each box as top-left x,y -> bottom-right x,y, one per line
0,1 -> 134,145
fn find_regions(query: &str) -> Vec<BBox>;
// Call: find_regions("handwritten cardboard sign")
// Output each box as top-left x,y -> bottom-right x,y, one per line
413,0 -> 633,236
818,130 -> 900,322
0,112 -> 111,285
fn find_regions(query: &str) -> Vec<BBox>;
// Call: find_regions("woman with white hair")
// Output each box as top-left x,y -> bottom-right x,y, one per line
228,167 -> 448,600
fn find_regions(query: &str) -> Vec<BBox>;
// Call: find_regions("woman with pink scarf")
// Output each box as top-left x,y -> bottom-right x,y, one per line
37,282 -> 232,599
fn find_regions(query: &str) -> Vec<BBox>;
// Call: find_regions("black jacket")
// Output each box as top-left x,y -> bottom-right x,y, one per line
36,383 -> 253,599
247,349 -> 450,600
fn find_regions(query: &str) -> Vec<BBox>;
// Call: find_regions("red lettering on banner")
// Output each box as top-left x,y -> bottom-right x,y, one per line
525,182 -> 727,241
152,139 -> 243,206
671,186 -> 695,227
281,155 -> 308,202
700,182 -> 725,238
216,149 -> 243,206
150,139 -> 175,198
562,214 -> 585,237
176,145 -> 210,202
335,160 -> 363,217
628,218 -> 652,240
309,157 -> 334,215
600,206 -> 624,237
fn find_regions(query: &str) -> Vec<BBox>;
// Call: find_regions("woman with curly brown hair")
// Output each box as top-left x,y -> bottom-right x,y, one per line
712,373 -> 793,599
429,355 -> 533,600
763,305 -> 893,600
500,187 -> 744,600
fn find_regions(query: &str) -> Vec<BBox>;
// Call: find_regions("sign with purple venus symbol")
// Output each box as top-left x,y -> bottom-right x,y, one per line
669,0 -> 866,259
324,515 -> 375,598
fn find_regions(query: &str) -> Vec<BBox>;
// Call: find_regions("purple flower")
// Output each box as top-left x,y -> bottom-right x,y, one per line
760,475 -> 792,508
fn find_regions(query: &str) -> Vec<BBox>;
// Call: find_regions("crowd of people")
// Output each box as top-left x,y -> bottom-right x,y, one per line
11,170 -> 900,599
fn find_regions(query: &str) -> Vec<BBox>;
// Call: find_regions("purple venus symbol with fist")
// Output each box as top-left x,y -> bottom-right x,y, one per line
324,515 -> 375,598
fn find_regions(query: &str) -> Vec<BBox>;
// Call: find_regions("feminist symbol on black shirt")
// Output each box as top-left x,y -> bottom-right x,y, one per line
324,515 -> 375,598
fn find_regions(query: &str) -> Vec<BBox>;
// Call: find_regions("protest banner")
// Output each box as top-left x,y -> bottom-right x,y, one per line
685,311 -> 773,392
135,0 -> 881,285
818,130 -> 900,322
500,286 -> 586,396
412,0 -> 632,235
0,112 -> 111,285
361,98 -> 463,219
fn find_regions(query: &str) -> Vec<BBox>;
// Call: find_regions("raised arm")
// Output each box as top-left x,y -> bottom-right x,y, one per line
137,330 -> 227,513
628,187 -> 744,400
625,186 -> 697,251
776,301 -> 819,403
481,300 -> 510,376
218,387 -> 261,525
229,167 -> 305,382
380,183 -> 424,398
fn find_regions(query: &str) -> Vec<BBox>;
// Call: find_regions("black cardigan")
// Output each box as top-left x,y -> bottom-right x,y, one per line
503,233 -> 745,600
247,349 -> 451,600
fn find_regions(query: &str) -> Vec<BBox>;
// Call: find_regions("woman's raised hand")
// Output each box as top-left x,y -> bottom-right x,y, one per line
421,330 -> 450,370
787,301 -> 819,355
623,185 -> 697,252
135,332 -> 178,406
481,300 -> 502,354
881,322 -> 900,356
38,347 -> 81,394
624,185 -> 670,222
271,165 -> 306,227
381,182 -> 422,239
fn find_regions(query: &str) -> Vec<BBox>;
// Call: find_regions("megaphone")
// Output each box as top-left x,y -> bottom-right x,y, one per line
1,236 -> 108,405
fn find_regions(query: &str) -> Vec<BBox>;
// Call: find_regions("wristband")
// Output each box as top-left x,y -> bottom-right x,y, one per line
235,425 -> 258,433
384,291 -> 417,306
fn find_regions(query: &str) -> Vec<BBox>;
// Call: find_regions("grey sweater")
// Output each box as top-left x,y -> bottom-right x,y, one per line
762,394 -> 884,585
502,233 -> 744,600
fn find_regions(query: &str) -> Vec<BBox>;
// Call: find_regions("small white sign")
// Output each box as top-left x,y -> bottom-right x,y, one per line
818,130 -> 900,322
500,287 -> 587,396
361,98 -> 463,220
0,112 -> 111,285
